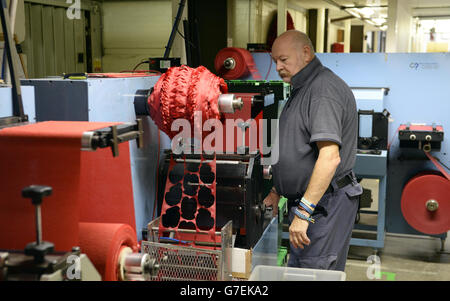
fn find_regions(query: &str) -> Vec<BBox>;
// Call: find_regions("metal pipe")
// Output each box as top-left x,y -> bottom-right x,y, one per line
35,205 -> 42,245
4,0 -> 18,85
164,0 -> 186,59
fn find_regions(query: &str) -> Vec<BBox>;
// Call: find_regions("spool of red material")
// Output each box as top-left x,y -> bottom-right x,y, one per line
0,121 -> 136,253
79,222 -> 138,281
148,65 -> 227,139
401,172 -> 450,235
214,48 -> 262,80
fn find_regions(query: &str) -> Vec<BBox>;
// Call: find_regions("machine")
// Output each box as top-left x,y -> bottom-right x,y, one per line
251,51 -> 450,253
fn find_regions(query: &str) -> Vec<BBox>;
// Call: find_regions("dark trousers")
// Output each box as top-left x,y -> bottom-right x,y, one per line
287,181 -> 362,271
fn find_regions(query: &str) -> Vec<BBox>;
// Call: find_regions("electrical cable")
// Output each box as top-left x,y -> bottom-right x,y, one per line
132,60 -> 150,71
177,28 -> 196,49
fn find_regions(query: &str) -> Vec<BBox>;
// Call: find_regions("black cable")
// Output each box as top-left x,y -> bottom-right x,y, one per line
132,60 -> 149,71
176,28 -> 196,49
435,157 -> 450,171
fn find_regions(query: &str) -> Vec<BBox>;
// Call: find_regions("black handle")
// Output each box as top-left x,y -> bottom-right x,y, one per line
22,185 -> 52,205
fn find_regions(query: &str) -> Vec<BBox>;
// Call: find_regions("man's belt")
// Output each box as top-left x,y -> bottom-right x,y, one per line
287,171 -> 355,208
325,171 -> 356,194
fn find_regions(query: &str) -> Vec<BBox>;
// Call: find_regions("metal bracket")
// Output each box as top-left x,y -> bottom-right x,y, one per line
81,119 -> 144,157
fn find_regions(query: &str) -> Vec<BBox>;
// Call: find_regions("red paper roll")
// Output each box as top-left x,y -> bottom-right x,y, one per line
79,222 -> 138,281
401,172 -> 450,235
214,47 -> 262,80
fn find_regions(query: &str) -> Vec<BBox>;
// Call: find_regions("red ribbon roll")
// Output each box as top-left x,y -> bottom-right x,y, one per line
79,222 -> 138,281
401,172 -> 450,235
214,47 -> 262,80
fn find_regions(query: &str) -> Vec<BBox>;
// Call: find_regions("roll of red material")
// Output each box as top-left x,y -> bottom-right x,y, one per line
79,222 -> 138,281
0,121 -> 124,252
401,172 -> 450,235
148,65 -> 227,139
214,47 -> 262,80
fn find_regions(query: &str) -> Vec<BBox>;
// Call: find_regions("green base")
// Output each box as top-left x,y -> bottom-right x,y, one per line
277,247 -> 288,266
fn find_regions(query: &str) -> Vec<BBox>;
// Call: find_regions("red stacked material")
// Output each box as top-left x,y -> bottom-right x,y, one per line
0,121 -> 138,280
214,47 -> 262,80
148,65 -> 227,139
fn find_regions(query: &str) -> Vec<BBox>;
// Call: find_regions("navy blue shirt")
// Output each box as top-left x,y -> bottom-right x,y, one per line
272,56 -> 358,200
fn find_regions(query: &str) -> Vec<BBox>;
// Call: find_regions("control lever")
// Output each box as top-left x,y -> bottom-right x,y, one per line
22,185 -> 54,263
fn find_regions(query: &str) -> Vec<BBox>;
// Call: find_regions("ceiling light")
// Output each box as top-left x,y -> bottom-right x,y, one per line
372,17 -> 386,25
358,7 -> 375,18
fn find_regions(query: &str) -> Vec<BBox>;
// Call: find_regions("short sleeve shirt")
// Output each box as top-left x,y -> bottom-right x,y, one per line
272,56 -> 358,200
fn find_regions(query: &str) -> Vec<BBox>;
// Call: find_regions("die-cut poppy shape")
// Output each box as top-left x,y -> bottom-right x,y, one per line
198,186 -> 214,208
181,196 -> 197,220
196,208 -> 214,231
165,182 -> 182,206
169,164 -> 184,184
186,162 -> 200,173
183,173 -> 199,196
161,206 -> 180,228
200,163 -> 215,184
179,221 -> 196,230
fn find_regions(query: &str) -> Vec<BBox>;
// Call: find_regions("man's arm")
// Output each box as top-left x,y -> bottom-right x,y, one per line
289,141 -> 340,249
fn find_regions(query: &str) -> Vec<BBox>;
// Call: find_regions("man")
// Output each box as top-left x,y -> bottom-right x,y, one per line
264,30 -> 362,271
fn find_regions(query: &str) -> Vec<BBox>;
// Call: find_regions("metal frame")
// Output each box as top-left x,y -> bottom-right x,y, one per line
351,152 -> 387,250
144,217 -> 233,281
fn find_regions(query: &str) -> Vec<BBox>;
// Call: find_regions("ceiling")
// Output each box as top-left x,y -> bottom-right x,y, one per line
290,0 -> 450,30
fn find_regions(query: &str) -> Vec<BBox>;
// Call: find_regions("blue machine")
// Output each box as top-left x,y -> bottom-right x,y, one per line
252,52 -> 450,251
0,86 -> 36,121
20,76 -> 171,241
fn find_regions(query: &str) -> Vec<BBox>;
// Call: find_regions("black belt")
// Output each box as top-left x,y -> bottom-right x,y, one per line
287,171 -> 355,208
325,171 -> 355,194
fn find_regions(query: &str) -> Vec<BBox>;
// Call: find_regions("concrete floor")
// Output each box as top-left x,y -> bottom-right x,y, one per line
344,230 -> 450,281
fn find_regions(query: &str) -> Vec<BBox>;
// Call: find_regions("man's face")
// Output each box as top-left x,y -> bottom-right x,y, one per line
271,37 -> 309,83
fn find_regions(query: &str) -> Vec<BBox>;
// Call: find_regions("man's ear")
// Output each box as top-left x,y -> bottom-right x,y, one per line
303,45 -> 313,63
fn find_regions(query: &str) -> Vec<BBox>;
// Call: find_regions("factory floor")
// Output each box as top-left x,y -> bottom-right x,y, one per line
342,179 -> 450,281
344,225 -> 450,281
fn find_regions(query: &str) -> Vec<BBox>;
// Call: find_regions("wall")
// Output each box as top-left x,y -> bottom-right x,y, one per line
327,22 -> 344,52
386,0 -> 413,52
229,0 -> 306,49
0,0 -> 27,79
102,0 -> 172,72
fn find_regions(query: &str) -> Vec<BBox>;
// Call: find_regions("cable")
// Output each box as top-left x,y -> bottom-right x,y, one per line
132,60 -> 149,71
434,156 -> 450,171
176,28 -> 196,49
387,126 -> 400,151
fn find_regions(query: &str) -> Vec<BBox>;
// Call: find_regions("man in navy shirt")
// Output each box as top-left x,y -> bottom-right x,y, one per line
264,30 -> 362,271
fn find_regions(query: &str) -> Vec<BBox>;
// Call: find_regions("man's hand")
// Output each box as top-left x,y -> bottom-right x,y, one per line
289,210 -> 311,249
263,190 -> 280,216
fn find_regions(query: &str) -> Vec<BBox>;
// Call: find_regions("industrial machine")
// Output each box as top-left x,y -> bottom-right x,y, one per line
0,0 -> 281,281
251,51 -> 450,252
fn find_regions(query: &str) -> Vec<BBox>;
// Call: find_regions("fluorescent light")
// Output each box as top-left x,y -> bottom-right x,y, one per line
358,7 -> 375,17
345,8 -> 361,18
372,17 -> 386,25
